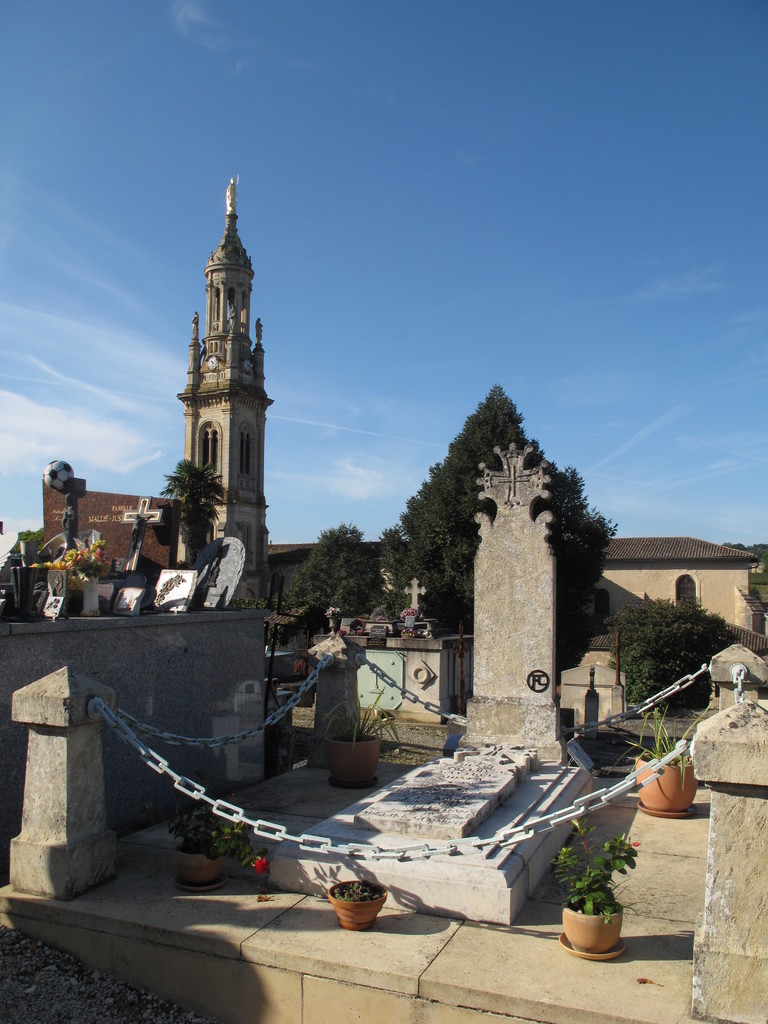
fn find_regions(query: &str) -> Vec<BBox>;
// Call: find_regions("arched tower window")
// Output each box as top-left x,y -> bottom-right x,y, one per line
676,574 -> 697,604
239,429 -> 251,475
202,427 -> 219,470
594,588 -> 610,615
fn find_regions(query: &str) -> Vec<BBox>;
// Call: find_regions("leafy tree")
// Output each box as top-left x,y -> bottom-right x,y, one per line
161,460 -> 225,563
11,528 -> 44,553
607,599 -> 732,708
285,523 -> 382,634
381,385 -> 615,672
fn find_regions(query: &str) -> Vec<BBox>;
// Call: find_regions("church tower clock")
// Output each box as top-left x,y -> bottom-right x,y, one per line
178,178 -> 272,597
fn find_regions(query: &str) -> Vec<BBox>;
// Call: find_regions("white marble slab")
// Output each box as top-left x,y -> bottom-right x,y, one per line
354,746 -> 537,838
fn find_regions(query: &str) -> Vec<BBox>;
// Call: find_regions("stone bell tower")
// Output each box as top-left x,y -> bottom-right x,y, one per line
178,178 -> 271,598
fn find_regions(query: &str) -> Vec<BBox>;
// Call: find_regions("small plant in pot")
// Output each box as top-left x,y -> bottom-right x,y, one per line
169,802 -> 268,888
323,690 -> 398,786
552,819 -> 639,957
629,707 -> 701,816
327,879 -> 388,930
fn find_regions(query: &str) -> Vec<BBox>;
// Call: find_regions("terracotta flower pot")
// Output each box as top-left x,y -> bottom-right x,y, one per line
325,737 -> 380,785
562,906 -> 622,954
328,882 -> 387,931
175,851 -> 224,887
636,757 -> 697,814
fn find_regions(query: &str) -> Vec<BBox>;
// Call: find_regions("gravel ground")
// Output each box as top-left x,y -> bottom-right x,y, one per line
0,926 -> 219,1024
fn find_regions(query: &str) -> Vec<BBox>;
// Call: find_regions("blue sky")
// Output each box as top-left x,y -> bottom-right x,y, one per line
1,1 -> 766,546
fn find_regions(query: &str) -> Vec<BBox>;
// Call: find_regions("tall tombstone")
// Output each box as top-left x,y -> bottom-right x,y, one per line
469,443 -> 564,763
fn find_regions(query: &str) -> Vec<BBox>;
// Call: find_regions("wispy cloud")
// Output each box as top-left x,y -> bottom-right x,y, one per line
587,405 -> 688,474
0,391 -> 164,477
0,302 -> 184,402
270,413 -> 446,449
632,266 -> 724,303
172,0 -> 230,52
270,456 -> 418,502
728,310 -> 766,327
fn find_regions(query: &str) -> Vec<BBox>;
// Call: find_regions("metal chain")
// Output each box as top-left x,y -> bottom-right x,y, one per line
350,645 -> 469,727
560,662 -> 711,737
112,653 -> 334,748
91,693 -> 691,862
351,645 -> 710,736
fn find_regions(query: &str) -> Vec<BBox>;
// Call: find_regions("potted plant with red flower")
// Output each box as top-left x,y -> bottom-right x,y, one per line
169,802 -> 268,889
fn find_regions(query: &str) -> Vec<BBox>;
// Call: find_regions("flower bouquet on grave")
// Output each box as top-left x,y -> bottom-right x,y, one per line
36,540 -> 110,581
325,605 -> 342,632
63,540 -> 110,580
401,606 -> 419,631
34,540 -> 110,616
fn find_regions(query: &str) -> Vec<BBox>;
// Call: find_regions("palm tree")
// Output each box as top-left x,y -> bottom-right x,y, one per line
161,460 -> 225,564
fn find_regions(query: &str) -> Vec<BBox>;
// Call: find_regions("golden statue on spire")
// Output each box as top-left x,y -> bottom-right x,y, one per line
226,177 -> 237,215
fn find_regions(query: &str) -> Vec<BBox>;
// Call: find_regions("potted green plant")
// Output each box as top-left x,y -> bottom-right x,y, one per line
323,690 -> 398,785
629,707 -> 701,816
169,802 -> 268,888
327,879 -> 388,930
552,819 -> 639,957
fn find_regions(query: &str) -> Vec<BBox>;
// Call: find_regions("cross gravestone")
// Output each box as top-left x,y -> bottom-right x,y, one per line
404,577 -> 426,609
121,497 -> 167,572
469,443 -> 564,763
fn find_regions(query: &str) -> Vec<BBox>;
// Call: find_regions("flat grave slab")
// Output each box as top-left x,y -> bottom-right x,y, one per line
354,746 -> 537,838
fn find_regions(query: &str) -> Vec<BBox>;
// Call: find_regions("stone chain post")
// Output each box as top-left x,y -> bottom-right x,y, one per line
10,666 -> 118,900
306,633 -> 357,768
709,643 -> 768,711
691,697 -> 768,1022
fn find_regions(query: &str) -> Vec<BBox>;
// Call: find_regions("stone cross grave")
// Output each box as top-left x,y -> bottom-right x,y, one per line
121,497 -> 167,572
469,442 -> 564,762
404,577 -> 426,609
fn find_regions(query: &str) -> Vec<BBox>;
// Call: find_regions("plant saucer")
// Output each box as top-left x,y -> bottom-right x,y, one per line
175,872 -> 228,893
559,934 -> 626,960
638,801 -> 696,819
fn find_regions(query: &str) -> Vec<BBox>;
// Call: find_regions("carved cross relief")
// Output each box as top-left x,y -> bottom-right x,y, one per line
477,444 -> 552,519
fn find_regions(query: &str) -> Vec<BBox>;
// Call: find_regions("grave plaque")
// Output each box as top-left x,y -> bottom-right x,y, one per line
193,537 -> 246,609
367,623 -> 389,649
113,587 -> 145,616
154,570 -> 197,613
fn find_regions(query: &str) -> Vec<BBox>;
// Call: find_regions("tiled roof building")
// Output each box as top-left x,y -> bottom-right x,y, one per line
589,536 -> 766,658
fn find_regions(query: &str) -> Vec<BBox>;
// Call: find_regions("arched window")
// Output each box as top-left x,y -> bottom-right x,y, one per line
202,427 -> 219,470
594,588 -> 610,615
676,574 -> 697,604
239,429 -> 251,475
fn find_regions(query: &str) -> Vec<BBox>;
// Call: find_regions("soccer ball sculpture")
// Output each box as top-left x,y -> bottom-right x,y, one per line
43,460 -> 75,492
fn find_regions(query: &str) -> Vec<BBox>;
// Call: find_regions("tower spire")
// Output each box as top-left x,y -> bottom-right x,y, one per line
177,180 -> 272,598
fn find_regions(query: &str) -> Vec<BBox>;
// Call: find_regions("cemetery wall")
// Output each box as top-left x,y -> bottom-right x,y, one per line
0,610 -> 266,873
